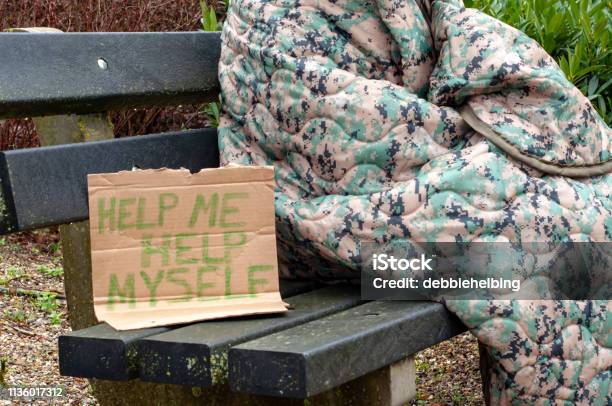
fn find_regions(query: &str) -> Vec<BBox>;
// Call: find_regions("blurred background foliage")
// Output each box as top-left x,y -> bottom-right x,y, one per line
0,0 -> 610,150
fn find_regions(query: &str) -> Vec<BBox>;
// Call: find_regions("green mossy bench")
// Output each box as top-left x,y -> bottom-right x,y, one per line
0,30 -> 466,406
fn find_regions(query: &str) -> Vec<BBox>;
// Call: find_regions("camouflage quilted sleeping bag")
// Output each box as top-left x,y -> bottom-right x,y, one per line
218,0 -> 611,404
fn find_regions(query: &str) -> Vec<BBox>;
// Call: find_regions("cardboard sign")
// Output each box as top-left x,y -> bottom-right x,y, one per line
87,166 -> 287,330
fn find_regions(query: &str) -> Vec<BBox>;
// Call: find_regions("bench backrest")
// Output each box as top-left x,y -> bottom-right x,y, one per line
0,31 -> 222,234
0,32 -> 220,118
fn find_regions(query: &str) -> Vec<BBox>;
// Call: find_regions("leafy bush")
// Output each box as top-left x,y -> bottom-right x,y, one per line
465,0 -> 612,124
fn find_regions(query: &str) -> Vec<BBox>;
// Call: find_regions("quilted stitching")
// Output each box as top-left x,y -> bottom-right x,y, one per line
219,0 -> 611,403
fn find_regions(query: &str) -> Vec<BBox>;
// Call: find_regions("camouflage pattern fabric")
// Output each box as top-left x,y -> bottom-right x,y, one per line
218,0 -> 611,404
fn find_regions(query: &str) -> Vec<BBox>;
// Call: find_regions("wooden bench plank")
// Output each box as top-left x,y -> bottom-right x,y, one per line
58,323 -> 169,381
58,279 -> 319,381
0,128 -> 219,234
229,301 -> 466,398
137,285 -> 362,386
0,32 -> 220,118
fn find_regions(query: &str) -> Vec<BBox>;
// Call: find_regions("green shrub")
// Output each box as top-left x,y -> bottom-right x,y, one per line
465,0 -> 612,124
200,1 -> 230,127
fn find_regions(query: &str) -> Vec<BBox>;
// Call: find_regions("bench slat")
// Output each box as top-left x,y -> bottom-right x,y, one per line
137,285 -> 362,386
0,32 -> 220,118
58,279 -> 318,381
0,128 -> 219,234
229,301 -> 466,398
58,323 -> 169,381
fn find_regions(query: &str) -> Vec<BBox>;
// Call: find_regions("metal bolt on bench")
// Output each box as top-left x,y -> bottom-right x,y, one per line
0,30 -> 466,406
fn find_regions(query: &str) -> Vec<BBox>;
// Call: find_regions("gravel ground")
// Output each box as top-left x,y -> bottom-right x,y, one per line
1,230 -> 483,405
0,230 -> 96,405
411,332 -> 484,405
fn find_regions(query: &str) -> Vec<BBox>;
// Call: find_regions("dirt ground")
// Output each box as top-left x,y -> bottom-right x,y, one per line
0,230 -> 483,405
0,230 -> 95,405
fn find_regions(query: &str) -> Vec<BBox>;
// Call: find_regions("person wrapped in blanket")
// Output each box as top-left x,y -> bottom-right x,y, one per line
218,0 -> 611,404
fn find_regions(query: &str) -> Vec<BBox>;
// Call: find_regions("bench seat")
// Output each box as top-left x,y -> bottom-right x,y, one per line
59,280 -> 464,398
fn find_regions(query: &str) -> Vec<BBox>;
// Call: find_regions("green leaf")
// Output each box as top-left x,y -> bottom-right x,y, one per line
597,96 -> 607,115
203,102 -> 222,128
588,76 -> 599,96
598,78 -> 612,94
200,2 -> 221,32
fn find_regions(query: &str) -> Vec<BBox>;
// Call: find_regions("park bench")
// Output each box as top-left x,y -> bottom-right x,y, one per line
0,30 -> 466,405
